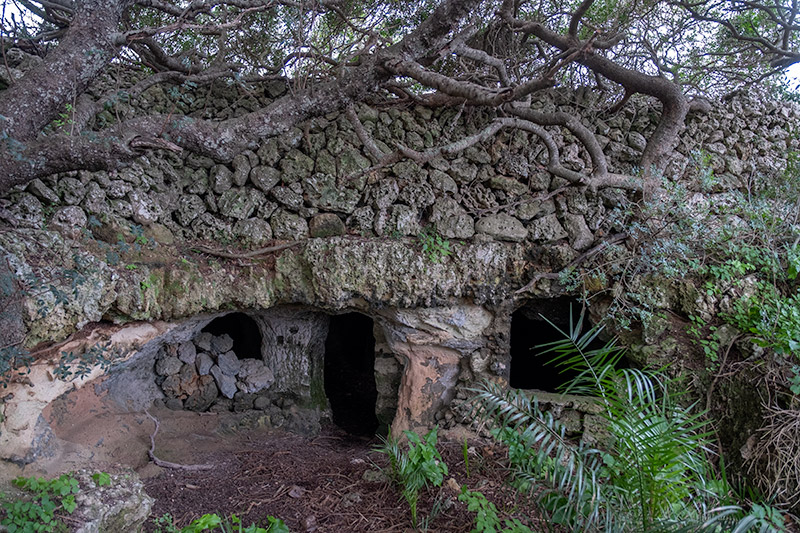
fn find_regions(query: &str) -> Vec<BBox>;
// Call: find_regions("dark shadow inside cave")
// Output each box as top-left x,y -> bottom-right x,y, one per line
510,298 -> 620,392
324,312 -> 379,435
202,312 -> 263,359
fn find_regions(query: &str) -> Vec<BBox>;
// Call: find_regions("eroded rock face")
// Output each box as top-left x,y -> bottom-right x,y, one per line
72,470 -> 153,533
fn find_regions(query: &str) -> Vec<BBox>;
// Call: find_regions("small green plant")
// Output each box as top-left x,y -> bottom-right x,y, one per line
418,226 -> 452,263
376,426 -> 449,528
125,264 -> 138,270
51,103 -> 75,134
1,474 -> 80,533
153,513 -> 290,533
90,472 -> 111,487
688,315 -> 721,368
790,366 -> 800,395
459,488 -> 533,533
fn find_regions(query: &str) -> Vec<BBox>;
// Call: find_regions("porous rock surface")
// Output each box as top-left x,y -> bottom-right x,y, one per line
0,84 -> 797,470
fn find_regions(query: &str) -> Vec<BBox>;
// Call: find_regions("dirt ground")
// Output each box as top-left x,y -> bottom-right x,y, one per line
142,425 -> 542,532
3,400 -> 544,532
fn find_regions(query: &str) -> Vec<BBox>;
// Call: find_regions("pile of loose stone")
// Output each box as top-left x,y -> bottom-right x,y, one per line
154,331 -> 276,413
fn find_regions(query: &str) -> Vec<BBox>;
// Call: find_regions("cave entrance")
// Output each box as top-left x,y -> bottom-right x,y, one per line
510,298 -> 608,392
324,312 -> 379,435
201,312 -> 263,359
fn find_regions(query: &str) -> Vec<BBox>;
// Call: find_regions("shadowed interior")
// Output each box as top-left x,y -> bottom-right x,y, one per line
202,312 -> 263,359
324,313 -> 379,435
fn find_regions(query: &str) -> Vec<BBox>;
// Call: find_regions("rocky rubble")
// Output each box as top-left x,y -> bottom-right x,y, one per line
154,332 -> 274,412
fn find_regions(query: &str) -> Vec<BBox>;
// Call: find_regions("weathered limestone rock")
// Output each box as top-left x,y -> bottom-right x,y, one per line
270,185 -> 304,210
73,470 -> 153,533
563,214 -> 594,251
49,206 -> 87,239
430,198 -> 474,239
184,375 -> 218,411
0,322 -> 172,464
233,218 -> 273,245
210,334 -> 234,354
194,332 -> 213,351
271,209 -> 309,240
155,355 -> 182,376
487,176 -> 528,196
528,214 -> 568,242
475,214 -> 527,242
305,173 -> 361,213
218,188 -> 258,219
176,194 -> 206,226
280,149 -> 315,182
195,352 -> 214,375
309,213 -> 346,238
27,179 -> 60,205
388,204 -> 421,236
250,166 -> 281,193
177,341 -> 196,364
5,193 -> 43,228
237,359 -> 275,393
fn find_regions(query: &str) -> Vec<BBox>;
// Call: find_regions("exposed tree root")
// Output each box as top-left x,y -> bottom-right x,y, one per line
190,241 -> 301,259
145,410 -> 214,471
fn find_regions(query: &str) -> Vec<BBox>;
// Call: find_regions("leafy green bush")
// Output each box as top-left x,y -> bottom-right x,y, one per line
1,474 -> 80,533
376,426 -> 449,527
469,316 -> 786,532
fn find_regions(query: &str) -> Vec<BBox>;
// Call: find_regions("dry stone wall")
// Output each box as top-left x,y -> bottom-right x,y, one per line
1,80 -> 799,466
3,86 -> 798,258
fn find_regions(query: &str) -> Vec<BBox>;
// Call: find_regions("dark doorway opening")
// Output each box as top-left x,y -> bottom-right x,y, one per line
324,313 -> 379,435
510,298 -> 610,392
202,312 -> 263,358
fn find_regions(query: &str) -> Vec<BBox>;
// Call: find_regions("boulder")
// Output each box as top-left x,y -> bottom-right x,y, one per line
49,206 -> 87,239
73,470 -> 153,533
528,214 -> 568,242
309,213 -> 346,238
237,359 -> 275,393
155,355 -> 182,376
195,352 -> 214,375
177,341 -> 197,365
184,375 -> 218,411
210,365 -> 238,399
271,209 -> 309,240
563,214 -> 594,251
194,332 -> 213,352
217,350 -> 241,376
475,214 -> 527,242
210,333 -> 234,354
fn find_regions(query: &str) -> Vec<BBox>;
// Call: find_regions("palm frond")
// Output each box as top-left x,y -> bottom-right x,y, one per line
469,380 -> 608,531
466,309 -> 784,532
